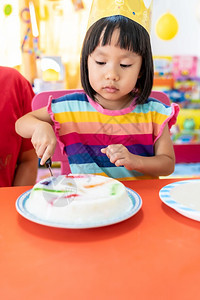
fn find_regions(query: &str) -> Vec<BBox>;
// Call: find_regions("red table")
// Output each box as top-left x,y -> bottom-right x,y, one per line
1,178 -> 200,300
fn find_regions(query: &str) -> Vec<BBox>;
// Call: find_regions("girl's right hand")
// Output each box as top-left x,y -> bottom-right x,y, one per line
31,122 -> 57,165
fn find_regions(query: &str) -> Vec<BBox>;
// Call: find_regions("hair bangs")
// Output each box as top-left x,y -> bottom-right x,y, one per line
99,18 -> 145,55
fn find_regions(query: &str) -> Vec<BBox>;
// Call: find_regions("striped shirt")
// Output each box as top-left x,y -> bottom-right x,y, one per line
48,92 -> 179,181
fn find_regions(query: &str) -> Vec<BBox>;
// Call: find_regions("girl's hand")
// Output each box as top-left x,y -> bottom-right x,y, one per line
101,144 -> 134,170
31,122 -> 57,165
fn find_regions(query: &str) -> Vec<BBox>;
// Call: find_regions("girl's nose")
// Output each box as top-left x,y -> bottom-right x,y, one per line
105,69 -> 119,81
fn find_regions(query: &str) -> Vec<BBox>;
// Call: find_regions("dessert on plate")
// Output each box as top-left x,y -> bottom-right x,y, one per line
26,174 -> 132,224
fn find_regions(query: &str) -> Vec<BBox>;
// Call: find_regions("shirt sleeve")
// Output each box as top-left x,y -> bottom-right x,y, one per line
154,102 -> 180,143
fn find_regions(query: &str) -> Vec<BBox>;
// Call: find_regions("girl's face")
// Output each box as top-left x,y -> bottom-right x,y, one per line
87,29 -> 142,110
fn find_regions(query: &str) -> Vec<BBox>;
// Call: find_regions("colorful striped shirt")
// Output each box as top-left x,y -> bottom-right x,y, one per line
48,92 -> 179,181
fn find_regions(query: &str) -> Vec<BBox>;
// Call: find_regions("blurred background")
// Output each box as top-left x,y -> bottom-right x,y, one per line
0,0 -> 92,89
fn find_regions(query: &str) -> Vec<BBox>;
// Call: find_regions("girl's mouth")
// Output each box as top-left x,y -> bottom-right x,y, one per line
103,86 -> 119,93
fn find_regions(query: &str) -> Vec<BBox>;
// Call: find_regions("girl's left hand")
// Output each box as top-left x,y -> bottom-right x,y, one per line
101,144 -> 133,170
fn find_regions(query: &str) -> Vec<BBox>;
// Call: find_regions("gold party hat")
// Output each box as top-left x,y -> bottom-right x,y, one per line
88,0 -> 153,33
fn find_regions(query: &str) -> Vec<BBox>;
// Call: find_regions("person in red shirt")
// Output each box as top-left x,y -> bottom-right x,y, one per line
0,66 -> 38,186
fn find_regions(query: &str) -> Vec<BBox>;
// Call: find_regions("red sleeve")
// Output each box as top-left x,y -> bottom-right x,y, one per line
18,74 -> 35,152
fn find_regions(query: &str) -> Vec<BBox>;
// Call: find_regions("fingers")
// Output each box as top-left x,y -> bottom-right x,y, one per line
114,158 -> 124,167
31,139 -> 56,165
40,151 -> 52,166
101,144 -> 126,166
31,124 -> 57,165
101,148 -> 106,154
37,144 -> 51,165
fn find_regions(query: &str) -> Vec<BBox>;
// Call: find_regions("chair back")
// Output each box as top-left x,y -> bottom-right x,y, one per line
32,89 -> 170,174
32,89 -> 84,174
32,89 -> 84,110
150,90 -> 171,105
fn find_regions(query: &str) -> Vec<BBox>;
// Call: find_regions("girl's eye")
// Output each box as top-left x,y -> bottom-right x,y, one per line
120,64 -> 132,68
95,61 -> 105,65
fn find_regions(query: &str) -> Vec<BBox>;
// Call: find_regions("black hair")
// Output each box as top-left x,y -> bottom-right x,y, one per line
80,15 -> 154,105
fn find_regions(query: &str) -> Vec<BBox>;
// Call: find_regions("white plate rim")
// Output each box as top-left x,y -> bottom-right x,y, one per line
159,179 -> 200,221
15,187 -> 142,229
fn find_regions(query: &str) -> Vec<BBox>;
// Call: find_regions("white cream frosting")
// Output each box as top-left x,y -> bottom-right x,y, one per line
26,174 -> 132,224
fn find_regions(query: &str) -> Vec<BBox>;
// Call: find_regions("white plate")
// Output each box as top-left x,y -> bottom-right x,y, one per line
16,188 -> 142,229
159,179 -> 200,221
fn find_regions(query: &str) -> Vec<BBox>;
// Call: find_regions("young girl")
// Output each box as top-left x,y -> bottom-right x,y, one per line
15,15 -> 179,181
